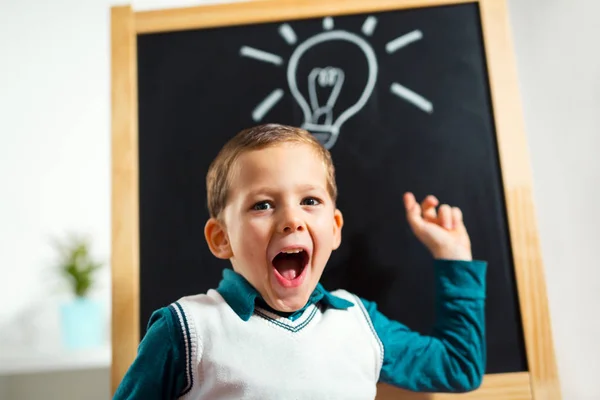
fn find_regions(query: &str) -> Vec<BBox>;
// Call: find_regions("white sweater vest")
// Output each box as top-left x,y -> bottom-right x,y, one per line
172,289 -> 383,400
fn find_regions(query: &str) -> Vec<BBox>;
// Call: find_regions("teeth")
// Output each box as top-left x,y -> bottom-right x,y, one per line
282,249 -> 304,254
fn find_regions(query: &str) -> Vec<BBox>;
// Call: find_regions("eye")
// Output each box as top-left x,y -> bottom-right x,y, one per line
252,201 -> 272,211
301,197 -> 321,206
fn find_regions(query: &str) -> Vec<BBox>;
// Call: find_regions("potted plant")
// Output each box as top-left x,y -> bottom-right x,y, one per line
53,234 -> 105,350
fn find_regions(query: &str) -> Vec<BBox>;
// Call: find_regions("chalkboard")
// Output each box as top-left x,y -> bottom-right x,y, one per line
111,0 -> 560,397
137,2 -> 524,374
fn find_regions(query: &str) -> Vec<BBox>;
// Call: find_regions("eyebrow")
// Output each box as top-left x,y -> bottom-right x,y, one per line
296,184 -> 326,192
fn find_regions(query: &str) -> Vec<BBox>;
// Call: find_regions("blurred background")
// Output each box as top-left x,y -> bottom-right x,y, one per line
0,0 -> 598,399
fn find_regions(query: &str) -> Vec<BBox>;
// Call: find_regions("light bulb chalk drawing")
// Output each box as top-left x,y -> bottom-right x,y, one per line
240,16 -> 434,150
287,31 -> 377,149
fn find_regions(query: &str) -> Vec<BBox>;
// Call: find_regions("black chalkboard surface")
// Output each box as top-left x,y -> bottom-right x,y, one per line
136,3 -> 527,375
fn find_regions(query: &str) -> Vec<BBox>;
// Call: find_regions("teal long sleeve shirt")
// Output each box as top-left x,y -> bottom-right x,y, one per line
114,259 -> 486,399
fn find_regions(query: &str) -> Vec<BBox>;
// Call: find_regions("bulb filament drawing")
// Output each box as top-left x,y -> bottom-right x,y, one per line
308,67 -> 345,131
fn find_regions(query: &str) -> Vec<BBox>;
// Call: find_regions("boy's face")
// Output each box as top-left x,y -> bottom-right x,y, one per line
206,142 -> 343,312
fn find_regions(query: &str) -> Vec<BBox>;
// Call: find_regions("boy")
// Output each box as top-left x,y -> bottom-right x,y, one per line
114,124 -> 486,399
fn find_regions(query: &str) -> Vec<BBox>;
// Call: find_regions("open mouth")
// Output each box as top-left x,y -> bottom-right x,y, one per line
272,248 -> 309,282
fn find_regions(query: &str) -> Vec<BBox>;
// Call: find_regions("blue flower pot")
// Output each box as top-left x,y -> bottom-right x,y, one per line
60,297 -> 104,350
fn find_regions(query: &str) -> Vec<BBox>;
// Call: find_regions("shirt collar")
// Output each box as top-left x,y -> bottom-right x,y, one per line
216,268 -> 354,321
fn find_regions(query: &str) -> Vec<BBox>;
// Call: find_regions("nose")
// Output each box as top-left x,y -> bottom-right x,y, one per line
278,207 -> 305,234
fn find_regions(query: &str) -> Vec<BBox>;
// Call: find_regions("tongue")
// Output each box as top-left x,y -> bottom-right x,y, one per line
273,254 -> 303,281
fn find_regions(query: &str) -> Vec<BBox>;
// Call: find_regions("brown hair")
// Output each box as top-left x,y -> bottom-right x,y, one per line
206,124 -> 337,219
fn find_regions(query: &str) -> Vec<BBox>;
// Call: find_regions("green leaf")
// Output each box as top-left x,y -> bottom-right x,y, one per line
51,233 -> 104,298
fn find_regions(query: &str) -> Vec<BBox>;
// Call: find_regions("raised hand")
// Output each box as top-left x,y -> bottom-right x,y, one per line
403,192 -> 472,261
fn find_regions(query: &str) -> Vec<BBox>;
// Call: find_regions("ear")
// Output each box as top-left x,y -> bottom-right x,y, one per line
332,208 -> 344,250
204,218 -> 233,259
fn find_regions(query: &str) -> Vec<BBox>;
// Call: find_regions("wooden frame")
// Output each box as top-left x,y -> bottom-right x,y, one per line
110,0 -> 560,398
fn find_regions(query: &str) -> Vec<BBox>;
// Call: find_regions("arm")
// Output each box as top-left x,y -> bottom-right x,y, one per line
113,307 -> 187,400
363,259 -> 486,392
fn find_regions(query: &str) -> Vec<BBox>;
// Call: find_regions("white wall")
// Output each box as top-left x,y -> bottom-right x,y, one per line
507,1 -> 600,398
0,0 -> 598,399
0,1 -> 114,398
0,0 -> 113,345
